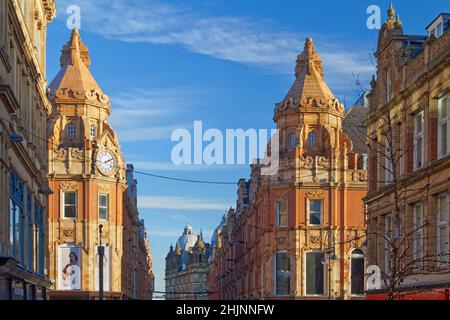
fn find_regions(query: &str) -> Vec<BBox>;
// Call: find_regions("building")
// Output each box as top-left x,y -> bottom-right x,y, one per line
165,225 -> 210,300
0,0 -> 56,300
208,37 -> 368,300
46,28 -> 129,299
122,164 -> 154,300
366,5 -> 450,299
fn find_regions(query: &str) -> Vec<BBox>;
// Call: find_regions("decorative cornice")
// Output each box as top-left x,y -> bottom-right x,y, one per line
306,190 -> 324,199
48,88 -> 110,104
60,181 -> 77,191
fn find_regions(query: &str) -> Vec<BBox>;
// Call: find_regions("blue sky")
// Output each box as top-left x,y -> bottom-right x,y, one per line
47,0 -> 448,294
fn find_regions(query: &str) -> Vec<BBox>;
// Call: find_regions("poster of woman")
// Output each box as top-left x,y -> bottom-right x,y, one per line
58,245 -> 81,290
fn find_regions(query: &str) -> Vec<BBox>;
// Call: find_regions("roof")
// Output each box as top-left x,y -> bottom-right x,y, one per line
343,104 -> 368,154
426,13 -> 450,30
283,37 -> 335,103
48,28 -> 105,97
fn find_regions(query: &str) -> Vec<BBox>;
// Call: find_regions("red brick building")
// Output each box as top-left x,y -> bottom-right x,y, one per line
209,37 -> 368,300
366,5 -> 450,300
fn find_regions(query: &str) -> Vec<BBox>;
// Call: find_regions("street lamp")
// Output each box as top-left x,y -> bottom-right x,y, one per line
98,224 -> 105,301
322,229 -> 337,300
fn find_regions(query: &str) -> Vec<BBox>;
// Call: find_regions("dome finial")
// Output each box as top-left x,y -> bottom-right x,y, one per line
388,2 -> 395,19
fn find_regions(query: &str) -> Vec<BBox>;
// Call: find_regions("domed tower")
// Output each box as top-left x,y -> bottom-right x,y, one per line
46,29 -> 127,299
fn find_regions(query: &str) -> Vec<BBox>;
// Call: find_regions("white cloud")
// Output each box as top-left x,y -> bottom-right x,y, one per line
138,196 -> 230,210
56,0 -> 374,85
148,227 -> 212,239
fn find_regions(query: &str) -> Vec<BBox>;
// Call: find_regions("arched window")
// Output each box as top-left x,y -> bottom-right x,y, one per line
307,131 -> 317,148
350,249 -> 365,296
67,123 -> 76,141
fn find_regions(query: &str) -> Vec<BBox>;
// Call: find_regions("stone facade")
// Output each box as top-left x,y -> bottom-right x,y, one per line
0,0 -> 55,300
366,6 -> 450,299
165,225 -> 210,300
45,29 -> 144,300
208,38 -> 368,300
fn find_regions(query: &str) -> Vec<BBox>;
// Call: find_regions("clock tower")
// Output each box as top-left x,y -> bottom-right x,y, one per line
46,29 -> 127,299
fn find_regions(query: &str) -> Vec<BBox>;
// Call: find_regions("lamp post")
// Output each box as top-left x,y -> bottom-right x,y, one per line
323,229 -> 337,300
98,224 -> 105,301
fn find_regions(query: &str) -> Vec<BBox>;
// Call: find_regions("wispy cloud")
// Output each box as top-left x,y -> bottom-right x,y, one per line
138,196 -> 230,210
108,87 -> 192,141
57,0 -> 374,84
124,160 -> 247,171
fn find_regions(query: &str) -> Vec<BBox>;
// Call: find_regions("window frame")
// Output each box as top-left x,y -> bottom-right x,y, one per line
413,111 -> 424,170
62,191 -> 77,220
98,193 -> 109,221
308,199 -> 323,226
350,249 -> 366,296
438,94 -> 449,159
276,201 -> 288,227
385,140 -> 394,185
90,125 -> 96,140
437,192 -> 449,268
307,131 -> 317,148
289,132 -> 296,150
413,202 -> 424,269
384,214 -> 392,274
67,123 -> 76,141
305,251 -> 325,296
274,251 -> 290,296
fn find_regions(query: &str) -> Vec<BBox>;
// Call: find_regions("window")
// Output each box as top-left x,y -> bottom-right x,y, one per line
413,111 -> 424,170
9,173 -> 24,262
385,142 -> 393,185
275,252 -> 290,296
350,249 -> 365,296
384,214 -> 392,274
413,203 -> 424,269
307,131 -> 317,148
309,199 -> 322,226
34,203 -> 44,275
27,193 -> 33,272
437,193 -> 449,267
98,194 -> 109,220
90,125 -> 96,140
438,94 -> 449,158
67,123 -> 76,140
289,132 -> 296,149
386,69 -> 392,103
63,192 -> 77,219
306,251 -> 324,295
276,201 -> 287,227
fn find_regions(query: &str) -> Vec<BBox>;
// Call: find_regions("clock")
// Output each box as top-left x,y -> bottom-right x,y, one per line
96,150 -> 115,175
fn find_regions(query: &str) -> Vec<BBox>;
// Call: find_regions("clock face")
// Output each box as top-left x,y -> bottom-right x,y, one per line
96,150 -> 115,175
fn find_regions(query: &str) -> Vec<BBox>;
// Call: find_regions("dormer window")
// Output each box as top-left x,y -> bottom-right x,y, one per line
307,131 -> 317,148
67,123 -> 76,141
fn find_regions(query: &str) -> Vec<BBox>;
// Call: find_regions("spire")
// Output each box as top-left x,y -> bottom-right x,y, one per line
195,233 -> 206,251
281,37 -> 341,109
395,15 -> 402,28
48,29 -> 107,102
387,2 -> 395,20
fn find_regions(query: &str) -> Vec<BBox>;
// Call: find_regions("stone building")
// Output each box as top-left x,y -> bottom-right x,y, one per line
0,0 -> 56,300
122,164 -> 154,300
208,37 -> 368,300
45,28 -> 149,299
366,5 -> 450,299
165,225 -> 210,300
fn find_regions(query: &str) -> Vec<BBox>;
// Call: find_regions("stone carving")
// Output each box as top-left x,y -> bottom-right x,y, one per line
307,190 -> 324,199
54,147 -> 67,161
317,156 -> 330,169
48,88 -> 110,104
98,183 -> 111,193
70,148 -> 84,160
300,156 -> 313,169
60,181 -> 77,191
352,170 -> 367,182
